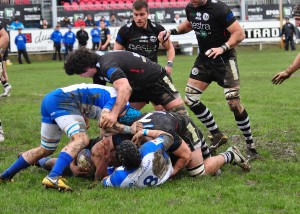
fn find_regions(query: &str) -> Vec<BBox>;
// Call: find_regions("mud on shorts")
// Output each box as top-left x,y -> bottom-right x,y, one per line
189,53 -> 240,88
129,74 -> 182,105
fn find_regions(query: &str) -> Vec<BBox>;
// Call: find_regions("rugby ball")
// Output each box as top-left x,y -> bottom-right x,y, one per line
77,149 -> 95,178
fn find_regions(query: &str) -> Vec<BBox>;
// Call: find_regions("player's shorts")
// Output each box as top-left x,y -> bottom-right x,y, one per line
189,52 -> 240,88
41,89 -> 82,124
129,74 -> 181,105
2,49 -> 8,61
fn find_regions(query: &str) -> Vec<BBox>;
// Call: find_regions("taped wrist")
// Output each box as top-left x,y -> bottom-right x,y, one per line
166,61 -> 173,68
169,27 -> 179,35
220,43 -> 230,52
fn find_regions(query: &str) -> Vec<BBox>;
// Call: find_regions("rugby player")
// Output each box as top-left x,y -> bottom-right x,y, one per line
0,83 -> 141,191
64,47 -> 187,129
272,3 -> 300,85
160,0 -> 258,159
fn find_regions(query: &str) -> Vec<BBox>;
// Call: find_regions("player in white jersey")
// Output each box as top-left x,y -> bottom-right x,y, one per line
0,83 -> 141,191
103,130 -> 174,187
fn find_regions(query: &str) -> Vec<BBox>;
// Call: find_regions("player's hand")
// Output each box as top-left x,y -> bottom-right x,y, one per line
131,121 -> 144,134
205,47 -> 224,59
165,66 -> 173,75
99,110 -> 118,128
100,138 -> 111,161
158,30 -> 171,43
70,164 -> 88,177
132,130 -> 144,146
84,117 -> 90,129
271,71 -> 291,84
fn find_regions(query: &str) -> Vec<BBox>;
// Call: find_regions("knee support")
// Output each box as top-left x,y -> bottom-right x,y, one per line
224,88 -> 240,100
185,84 -> 202,107
187,163 -> 205,177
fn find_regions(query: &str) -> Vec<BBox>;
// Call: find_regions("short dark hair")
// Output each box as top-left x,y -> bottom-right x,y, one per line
132,0 -> 148,11
64,47 -> 98,75
116,140 -> 141,170
292,3 -> 300,17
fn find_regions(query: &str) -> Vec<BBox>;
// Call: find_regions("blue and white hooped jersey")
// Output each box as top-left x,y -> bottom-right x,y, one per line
41,83 -> 130,122
103,136 -> 173,188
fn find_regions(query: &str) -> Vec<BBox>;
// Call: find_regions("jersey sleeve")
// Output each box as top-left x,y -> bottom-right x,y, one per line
115,25 -> 127,46
103,167 -> 127,187
217,3 -> 236,28
140,134 -> 174,157
155,23 -> 166,36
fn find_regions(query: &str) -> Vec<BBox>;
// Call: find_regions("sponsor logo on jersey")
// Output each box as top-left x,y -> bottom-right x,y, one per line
191,21 -> 211,31
191,67 -> 199,75
195,12 -> 202,20
203,13 -> 209,21
128,44 -> 157,51
150,36 -> 157,42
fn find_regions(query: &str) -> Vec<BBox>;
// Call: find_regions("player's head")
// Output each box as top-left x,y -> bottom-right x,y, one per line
292,2 -> 300,26
64,47 -> 98,75
190,0 -> 207,7
116,140 -> 141,170
132,0 -> 149,28
100,20 -> 106,29
118,107 -> 142,125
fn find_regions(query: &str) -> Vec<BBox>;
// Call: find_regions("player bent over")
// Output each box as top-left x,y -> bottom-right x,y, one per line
0,83 -> 141,191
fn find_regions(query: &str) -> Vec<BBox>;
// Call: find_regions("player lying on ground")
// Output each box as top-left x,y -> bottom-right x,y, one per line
0,83 -> 141,192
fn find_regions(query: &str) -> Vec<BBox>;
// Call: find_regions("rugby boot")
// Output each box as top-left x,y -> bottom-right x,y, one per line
0,174 -> 14,183
227,146 -> 250,172
0,85 -> 12,97
246,143 -> 261,161
208,132 -> 228,154
42,176 -> 73,192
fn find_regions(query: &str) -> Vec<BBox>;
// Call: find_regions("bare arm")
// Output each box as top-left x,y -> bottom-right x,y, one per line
99,78 -> 132,128
102,34 -> 111,50
272,53 -> 300,84
113,41 -> 125,50
171,141 -> 192,176
206,20 -> 245,59
0,28 -> 9,52
161,38 -> 175,75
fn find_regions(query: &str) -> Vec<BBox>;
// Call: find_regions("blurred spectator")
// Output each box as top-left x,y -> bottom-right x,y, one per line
99,20 -> 111,51
90,23 -> 101,51
50,25 -> 63,61
127,16 -> 133,24
85,14 -> 95,27
282,17 -> 296,51
60,17 -> 71,27
40,18 -> 49,29
110,14 -> 122,27
76,25 -> 89,47
74,17 -> 86,27
14,28 -> 31,64
97,16 -> 110,27
63,25 -> 76,59
172,14 -> 182,24
10,18 -> 25,30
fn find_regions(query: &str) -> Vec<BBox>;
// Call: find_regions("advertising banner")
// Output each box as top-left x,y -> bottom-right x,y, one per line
0,4 -> 41,29
9,20 -> 290,53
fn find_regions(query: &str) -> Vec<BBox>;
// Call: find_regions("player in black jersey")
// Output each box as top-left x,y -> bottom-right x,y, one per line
160,0 -> 258,159
0,24 -> 9,142
64,47 -> 186,129
114,0 -> 175,75
98,111 -> 250,178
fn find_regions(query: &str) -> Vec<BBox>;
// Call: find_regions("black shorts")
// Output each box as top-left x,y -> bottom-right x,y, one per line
2,49 -> 8,61
190,51 -> 240,88
129,74 -> 181,105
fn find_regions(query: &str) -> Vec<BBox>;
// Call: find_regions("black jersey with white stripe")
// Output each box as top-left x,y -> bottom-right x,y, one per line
93,51 -> 164,90
115,20 -> 165,62
186,0 -> 236,54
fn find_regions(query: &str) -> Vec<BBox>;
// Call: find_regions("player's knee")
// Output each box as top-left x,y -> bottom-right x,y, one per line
185,84 -> 202,108
224,88 -> 241,111
187,163 -> 205,177
73,132 -> 90,147
168,104 -> 187,115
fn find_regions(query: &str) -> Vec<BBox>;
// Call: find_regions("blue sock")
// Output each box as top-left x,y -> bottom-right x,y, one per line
38,157 -> 51,170
48,152 -> 73,178
1,156 -> 30,179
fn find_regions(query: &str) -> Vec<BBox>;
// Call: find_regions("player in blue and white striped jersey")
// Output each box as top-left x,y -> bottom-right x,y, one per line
103,130 -> 174,188
0,83 -> 141,191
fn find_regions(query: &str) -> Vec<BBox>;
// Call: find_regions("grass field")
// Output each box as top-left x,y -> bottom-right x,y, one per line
0,47 -> 300,213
